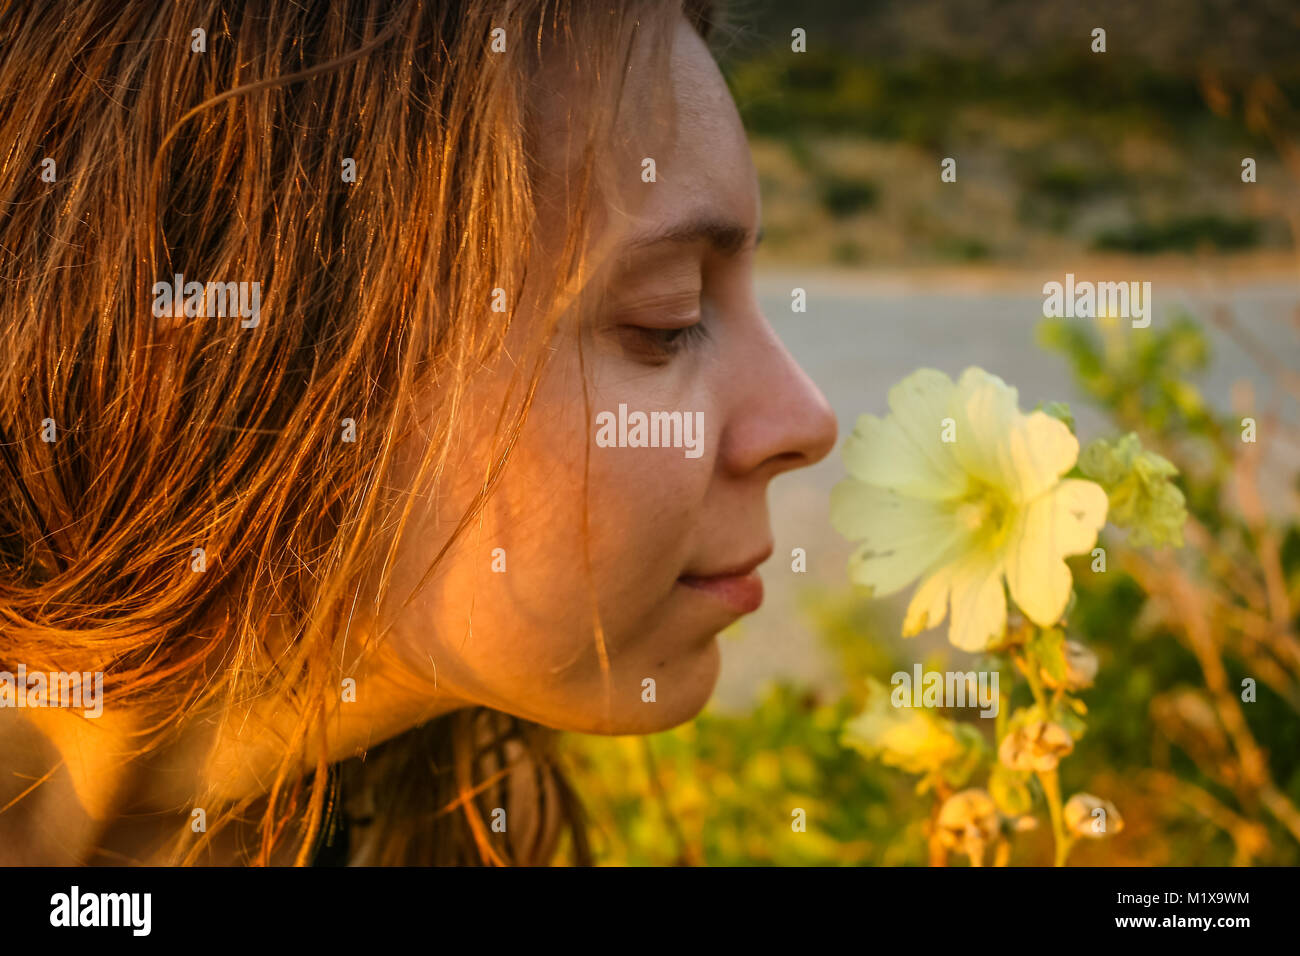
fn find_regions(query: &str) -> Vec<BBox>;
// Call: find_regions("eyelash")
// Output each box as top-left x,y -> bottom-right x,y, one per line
618,319 -> 710,364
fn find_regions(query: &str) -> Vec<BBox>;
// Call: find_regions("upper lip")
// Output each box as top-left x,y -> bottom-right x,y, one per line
680,544 -> 773,580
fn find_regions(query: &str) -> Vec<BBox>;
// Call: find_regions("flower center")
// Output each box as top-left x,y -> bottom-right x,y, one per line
955,482 -> 1015,551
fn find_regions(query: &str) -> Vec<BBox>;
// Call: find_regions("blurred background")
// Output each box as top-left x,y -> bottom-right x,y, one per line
563,0 -> 1300,865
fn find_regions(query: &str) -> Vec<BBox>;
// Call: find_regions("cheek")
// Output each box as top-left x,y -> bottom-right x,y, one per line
376,348 -> 719,724
479,367 -> 712,648
584,442 -> 706,613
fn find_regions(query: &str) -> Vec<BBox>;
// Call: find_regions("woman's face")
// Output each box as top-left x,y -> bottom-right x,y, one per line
373,16 -> 837,737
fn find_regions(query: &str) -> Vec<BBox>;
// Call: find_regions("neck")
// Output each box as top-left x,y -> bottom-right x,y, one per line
0,644 -> 467,865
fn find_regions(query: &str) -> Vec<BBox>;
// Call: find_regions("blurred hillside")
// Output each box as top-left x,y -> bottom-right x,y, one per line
710,0 -> 1300,268
717,0 -> 1300,72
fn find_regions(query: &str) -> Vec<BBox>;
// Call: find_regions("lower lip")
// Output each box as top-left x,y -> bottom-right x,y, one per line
677,571 -> 764,614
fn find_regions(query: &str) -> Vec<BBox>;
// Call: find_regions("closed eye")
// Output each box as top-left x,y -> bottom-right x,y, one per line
614,321 -> 710,365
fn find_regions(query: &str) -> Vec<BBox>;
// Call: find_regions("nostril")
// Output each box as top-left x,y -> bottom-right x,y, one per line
770,450 -> 809,470
805,395 -> 839,466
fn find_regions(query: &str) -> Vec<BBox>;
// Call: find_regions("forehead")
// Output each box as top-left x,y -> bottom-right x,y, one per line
646,19 -> 756,223
529,16 -> 757,261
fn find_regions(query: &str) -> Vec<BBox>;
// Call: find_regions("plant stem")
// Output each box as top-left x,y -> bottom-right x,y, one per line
1017,649 -> 1047,709
995,681 -> 1009,745
1038,766 -> 1071,867
1022,631 -> 1071,866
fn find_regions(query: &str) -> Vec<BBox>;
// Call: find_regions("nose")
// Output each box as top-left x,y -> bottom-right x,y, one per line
718,318 -> 838,479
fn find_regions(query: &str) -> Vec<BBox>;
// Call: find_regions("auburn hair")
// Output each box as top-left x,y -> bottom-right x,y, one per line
0,0 -> 718,864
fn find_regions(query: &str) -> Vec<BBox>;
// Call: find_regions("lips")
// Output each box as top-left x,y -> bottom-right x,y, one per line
677,546 -> 772,615
677,570 -> 764,614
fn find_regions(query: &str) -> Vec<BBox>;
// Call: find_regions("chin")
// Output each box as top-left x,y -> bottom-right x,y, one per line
579,637 -> 722,736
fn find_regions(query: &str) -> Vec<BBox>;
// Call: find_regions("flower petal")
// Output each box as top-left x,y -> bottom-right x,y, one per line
948,367 -> 1022,491
842,411 -> 966,500
832,481 -> 964,597
949,368 -> 1079,502
903,563 -> 955,636
1005,411 -> 1080,501
1006,479 -> 1109,626
947,551 -> 1008,651
882,369 -> 969,497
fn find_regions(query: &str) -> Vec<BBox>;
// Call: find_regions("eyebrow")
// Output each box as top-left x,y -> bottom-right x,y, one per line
626,215 -> 763,257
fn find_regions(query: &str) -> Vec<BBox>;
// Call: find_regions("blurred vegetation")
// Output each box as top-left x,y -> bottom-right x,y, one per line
1091,215 -> 1262,254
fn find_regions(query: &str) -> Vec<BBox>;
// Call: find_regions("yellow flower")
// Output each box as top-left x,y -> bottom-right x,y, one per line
841,678 -> 977,779
831,367 -> 1108,650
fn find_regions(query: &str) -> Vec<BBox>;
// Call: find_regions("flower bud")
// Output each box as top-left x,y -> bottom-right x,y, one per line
1064,793 -> 1124,838
1078,433 -> 1186,548
936,788 -> 1000,864
998,719 -> 1074,772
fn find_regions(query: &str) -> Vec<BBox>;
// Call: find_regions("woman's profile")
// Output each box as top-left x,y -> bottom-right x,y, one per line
0,0 -> 835,865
